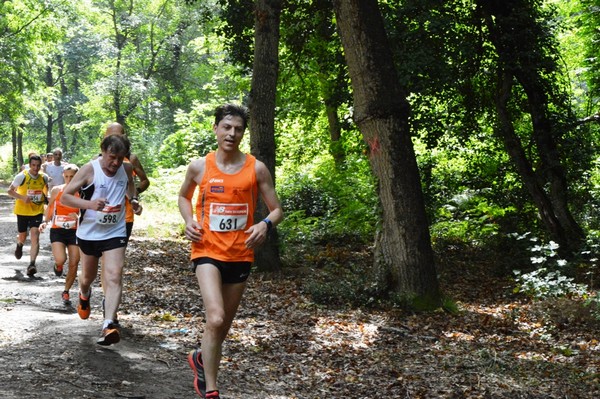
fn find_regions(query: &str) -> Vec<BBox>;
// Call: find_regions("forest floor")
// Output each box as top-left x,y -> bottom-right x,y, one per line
1,186 -> 599,398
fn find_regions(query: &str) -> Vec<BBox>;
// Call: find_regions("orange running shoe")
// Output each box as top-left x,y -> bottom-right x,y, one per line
77,292 -> 91,319
97,323 -> 120,346
188,349 -> 206,397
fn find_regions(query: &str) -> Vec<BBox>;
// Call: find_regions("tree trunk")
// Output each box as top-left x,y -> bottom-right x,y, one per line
324,101 -> 344,165
249,0 -> 283,272
494,71 -> 568,246
332,0 -> 440,305
12,124 -> 19,173
479,0 -> 585,253
58,61 -> 68,152
45,65 -> 54,152
519,77 -> 584,250
313,8 -> 345,165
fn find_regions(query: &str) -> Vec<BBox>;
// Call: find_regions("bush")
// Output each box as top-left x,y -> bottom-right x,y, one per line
277,154 -> 378,246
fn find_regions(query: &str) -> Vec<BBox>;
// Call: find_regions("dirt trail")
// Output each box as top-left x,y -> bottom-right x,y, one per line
0,190 -> 192,399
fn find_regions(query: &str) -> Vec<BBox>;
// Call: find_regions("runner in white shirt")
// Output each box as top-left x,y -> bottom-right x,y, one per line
43,148 -> 67,191
61,135 -> 142,346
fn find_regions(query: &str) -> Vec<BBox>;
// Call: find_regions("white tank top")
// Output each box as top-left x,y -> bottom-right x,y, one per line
77,159 -> 128,240
45,163 -> 65,190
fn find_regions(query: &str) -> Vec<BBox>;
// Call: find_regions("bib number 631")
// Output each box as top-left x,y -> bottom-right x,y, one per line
209,203 -> 248,232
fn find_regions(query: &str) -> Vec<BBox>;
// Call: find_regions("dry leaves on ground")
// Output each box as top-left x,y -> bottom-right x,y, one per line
118,237 -> 600,398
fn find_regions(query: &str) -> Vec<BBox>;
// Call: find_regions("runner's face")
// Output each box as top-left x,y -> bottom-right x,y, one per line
28,160 -> 41,175
100,151 -> 125,175
214,115 -> 245,152
63,170 -> 76,183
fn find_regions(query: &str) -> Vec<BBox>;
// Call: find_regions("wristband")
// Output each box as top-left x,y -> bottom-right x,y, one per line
262,218 -> 273,232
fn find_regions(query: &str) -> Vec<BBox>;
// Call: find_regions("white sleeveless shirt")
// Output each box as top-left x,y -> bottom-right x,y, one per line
45,162 -> 65,191
77,159 -> 128,240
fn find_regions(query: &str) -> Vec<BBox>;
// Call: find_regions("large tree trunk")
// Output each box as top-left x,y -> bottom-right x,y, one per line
332,0 -> 440,305
249,0 -> 283,272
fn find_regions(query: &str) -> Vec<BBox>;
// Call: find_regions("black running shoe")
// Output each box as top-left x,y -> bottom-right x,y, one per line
15,243 -> 23,260
187,349 -> 206,397
26,263 -> 36,277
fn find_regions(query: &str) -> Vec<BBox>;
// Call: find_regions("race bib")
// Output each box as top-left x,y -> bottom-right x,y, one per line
209,203 -> 248,232
55,215 -> 77,229
96,204 -> 122,225
27,189 -> 44,204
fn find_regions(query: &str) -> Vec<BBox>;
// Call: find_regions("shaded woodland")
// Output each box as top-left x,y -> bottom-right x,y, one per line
1,0 -> 600,343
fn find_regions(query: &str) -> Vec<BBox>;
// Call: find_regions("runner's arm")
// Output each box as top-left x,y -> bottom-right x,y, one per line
7,174 -> 29,203
60,163 -> 104,211
124,162 -> 142,214
130,154 -> 150,194
244,161 -> 283,248
178,158 -> 204,242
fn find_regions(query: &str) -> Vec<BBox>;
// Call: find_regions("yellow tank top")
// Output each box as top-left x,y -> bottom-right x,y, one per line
191,152 -> 258,262
14,170 -> 47,216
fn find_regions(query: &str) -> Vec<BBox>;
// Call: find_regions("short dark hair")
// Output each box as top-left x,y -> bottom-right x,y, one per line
29,155 -> 42,164
214,104 -> 249,130
101,134 -> 130,156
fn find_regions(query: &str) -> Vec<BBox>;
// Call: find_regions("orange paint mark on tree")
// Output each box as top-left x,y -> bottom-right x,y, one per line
366,135 -> 381,157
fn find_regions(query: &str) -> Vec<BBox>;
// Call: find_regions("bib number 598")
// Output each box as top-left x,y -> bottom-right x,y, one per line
100,214 -> 118,224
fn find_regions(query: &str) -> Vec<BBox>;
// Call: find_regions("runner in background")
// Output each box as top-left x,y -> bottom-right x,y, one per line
39,164 -> 81,304
99,122 -> 150,322
61,135 -> 142,345
43,148 -> 68,191
8,154 -> 49,277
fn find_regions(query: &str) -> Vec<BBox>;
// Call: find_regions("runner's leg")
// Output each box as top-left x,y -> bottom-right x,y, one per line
196,264 -> 246,393
101,247 -> 126,321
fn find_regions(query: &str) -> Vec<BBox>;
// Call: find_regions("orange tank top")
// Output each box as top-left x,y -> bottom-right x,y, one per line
124,157 -> 134,223
191,152 -> 258,262
51,189 -> 79,230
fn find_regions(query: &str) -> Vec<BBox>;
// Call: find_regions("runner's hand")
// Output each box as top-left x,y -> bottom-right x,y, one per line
185,221 -> 203,242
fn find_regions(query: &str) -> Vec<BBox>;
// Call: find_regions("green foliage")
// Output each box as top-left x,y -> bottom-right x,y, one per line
157,101 -> 218,167
134,166 -> 187,239
512,235 -> 595,302
430,188 -> 518,245
277,153 -> 378,246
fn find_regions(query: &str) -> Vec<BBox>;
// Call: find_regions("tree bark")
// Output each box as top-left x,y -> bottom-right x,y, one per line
12,125 -> 19,173
494,71 -> 567,244
332,0 -> 440,305
479,0 -> 584,253
45,65 -> 54,153
249,0 -> 283,272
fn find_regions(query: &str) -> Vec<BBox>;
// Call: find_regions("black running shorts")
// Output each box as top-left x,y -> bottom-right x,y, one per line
16,214 -> 43,233
50,228 -> 77,246
77,236 -> 128,258
192,257 -> 252,284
